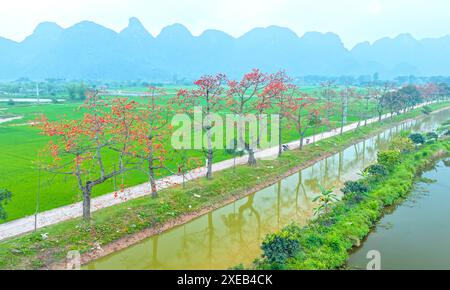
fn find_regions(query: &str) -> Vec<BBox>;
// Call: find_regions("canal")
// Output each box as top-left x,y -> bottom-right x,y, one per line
86,109 -> 450,270
347,159 -> 450,270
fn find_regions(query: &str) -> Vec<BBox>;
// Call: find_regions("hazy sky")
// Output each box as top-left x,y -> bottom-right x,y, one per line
0,0 -> 449,48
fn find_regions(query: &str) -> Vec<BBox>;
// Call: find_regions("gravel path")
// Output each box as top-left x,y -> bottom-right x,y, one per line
0,103 -> 435,241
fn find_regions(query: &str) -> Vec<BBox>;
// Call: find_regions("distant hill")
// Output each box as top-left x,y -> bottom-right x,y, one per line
0,17 -> 449,81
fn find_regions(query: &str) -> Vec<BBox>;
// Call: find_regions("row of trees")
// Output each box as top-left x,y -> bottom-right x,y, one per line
67,83 -> 88,101
38,69 -> 448,221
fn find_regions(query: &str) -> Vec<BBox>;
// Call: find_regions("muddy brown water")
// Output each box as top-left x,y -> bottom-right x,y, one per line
86,110 -> 450,270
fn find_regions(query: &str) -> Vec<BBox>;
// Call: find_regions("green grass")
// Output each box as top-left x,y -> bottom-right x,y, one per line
253,139 -> 450,270
0,104 -> 447,270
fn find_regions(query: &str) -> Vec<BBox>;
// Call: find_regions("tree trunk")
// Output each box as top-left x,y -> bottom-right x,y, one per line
238,114 -> 245,151
341,94 -> 348,135
149,171 -> 157,198
299,132 -> 305,150
150,177 -> 157,198
364,99 -> 370,126
148,156 -> 158,198
278,120 -> 283,157
206,128 -> 213,179
257,114 -> 262,147
248,148 -> 257,166
82,185 -> 92,221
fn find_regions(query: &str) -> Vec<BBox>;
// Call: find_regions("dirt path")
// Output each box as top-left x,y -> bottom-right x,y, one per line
0,103 -> 441,241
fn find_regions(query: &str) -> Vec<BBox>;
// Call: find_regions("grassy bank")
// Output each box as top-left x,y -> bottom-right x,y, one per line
0,104 -> 448,270
253,138 -> 450,270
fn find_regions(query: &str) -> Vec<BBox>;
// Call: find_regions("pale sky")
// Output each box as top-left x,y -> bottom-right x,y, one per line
0,0 -> 449,48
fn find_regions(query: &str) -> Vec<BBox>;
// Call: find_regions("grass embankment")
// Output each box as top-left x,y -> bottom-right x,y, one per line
253,139 -> 450,270
0,104 -> 448,270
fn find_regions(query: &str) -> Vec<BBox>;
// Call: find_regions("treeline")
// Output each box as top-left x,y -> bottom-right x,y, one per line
0,79 -> 171,100
2,74 -> 450,100
299,74 -> 450,87
0,79 -> 88,100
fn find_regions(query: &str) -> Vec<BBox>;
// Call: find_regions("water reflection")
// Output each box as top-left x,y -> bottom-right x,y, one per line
86,110 -> 450,270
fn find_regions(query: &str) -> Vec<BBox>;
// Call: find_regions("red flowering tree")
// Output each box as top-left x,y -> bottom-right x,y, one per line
320,81 -> 337,128
38,91 -> 139,221
263,71 -> 295,157
255,78 -> 274,148
352,88 -> 368,127
134,86 -> 172,198
227,69 -> 268,166
374,82 -> 395,121
173,74 -> 226,179
287,93 -> 319,150
339,86 -> 355,134
420,83 -> 439,103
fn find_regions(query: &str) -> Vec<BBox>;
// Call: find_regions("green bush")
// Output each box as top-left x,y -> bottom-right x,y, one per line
409,133 -> 425,145
426,132 -> 439,141
365,164 -> 388,177
341,181 -> 370,195
389,136 -> 414,153
345,192 -> 366,204
7,99 -> 15,106
421,106 -> 433,115
229,264 -> 245,270
377,150 -> 401,168
0,189 -> 12,220
262,226 -> 301,265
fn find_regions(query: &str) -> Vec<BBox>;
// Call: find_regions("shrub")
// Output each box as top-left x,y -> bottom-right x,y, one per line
345,192 -> 366,204
7,99 -> 15,106
409,133 -> 425,145
303,234 -> 324,249
341,181 -> 370,195
421,106 -> 433,115
426,132 -> 439,141
377,150 -> 401,168
365,164 -> 388,177
319,216 -> 337,227
229,264 -> 244,270
0,188 -> 12,220
262,226 -> 301,265
400,130 -> 412,138
389,136 -> 414,153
